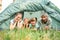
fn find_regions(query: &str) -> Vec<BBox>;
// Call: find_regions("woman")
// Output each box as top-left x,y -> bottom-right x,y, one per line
10,12 -> 23,30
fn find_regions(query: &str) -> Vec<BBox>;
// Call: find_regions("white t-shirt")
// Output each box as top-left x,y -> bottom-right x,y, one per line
10,19 -> 23,28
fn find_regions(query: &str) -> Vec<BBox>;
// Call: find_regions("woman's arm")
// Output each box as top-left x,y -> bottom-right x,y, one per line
10,22 -> 17,30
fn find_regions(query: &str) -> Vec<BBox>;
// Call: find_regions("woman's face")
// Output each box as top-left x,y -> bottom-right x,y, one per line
41,16 -> 48,22
14,13 -> 22,22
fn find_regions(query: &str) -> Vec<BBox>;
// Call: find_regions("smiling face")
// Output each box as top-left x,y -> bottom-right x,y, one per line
30,18 -> 37,26
24,18 -> 29,24
14,13 -> 22,22
31,21 -> 36,26
41,15 -> 48,22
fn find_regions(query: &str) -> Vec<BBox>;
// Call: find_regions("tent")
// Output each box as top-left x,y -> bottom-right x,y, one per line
0,0 -> 60,30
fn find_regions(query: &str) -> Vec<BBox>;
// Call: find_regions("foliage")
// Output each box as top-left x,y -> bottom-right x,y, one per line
0,29 -> 60,40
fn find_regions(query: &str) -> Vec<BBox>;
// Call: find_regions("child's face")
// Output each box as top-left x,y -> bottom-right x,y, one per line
31,21 -> 36,25
24,18 -> 29,24
30,19 -> 36,26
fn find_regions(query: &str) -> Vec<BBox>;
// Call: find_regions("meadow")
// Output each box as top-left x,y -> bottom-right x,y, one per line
0,29 -> 60,40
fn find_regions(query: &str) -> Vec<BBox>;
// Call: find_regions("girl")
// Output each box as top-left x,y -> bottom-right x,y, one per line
29,17 -> 39,30
22,18 -> 29,29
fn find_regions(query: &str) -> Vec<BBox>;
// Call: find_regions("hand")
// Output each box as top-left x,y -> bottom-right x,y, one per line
10,22 -> 17,30
14,19 -> 18,23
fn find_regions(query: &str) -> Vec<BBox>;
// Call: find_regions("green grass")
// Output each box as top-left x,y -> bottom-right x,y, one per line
0,29 -> 60,40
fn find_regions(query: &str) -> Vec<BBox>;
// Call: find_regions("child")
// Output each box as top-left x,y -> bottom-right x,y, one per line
22,18 -> 29,28
10,12 -> 23,30
29,17 -> 39,30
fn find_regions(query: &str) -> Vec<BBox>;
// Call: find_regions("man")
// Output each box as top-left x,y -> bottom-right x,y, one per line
38,14 -> 52,30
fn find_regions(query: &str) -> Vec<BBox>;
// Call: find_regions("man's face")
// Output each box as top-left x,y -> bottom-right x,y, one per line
17,14 -> 22,20
41,16 -> 48,21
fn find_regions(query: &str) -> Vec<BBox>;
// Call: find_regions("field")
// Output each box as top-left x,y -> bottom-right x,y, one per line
0,29 -> 60,40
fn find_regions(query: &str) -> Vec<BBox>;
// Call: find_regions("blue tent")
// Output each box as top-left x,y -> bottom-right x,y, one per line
0,0 -> 60,30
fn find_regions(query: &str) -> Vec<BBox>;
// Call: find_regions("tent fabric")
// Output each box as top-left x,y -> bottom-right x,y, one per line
0,0 -> 60,30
